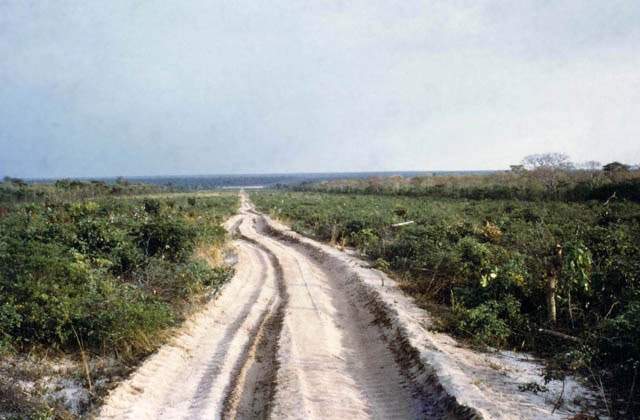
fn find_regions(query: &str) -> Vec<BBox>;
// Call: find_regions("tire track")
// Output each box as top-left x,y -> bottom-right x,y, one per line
239,205 -> 431,419
221,235 -> 288,420
186,241 -> 274,418
98,238 -> 279,419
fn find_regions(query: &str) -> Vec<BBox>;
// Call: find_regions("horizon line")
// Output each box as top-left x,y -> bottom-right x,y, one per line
14,169 -> 502,182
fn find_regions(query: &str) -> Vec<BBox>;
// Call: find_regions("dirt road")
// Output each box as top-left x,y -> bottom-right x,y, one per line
99,194 -> 599,419
98,194 -> 455,419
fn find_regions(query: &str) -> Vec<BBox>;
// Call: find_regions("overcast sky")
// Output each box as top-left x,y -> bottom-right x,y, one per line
1,1 -> 639,178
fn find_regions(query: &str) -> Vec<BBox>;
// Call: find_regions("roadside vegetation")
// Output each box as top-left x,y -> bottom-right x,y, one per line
297,154 -> 640,203
0,179 -> 238,418
1,176 -> 168,206
253,155 -> 640,418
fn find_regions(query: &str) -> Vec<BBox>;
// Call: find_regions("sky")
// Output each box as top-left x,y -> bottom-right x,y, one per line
1,0 -> 639,178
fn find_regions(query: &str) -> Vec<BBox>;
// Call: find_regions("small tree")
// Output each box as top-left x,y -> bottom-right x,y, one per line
603,162 -> 631,182
577,161 -> 601,171
522,153 -> 573,171
602,161 -> 630,172
545,244 -> 563,324
575,161 -> 604,187
4,176 -> 27,187
522,153 -> 574,197
510,164 -> 525,174
561,241 -> 592,327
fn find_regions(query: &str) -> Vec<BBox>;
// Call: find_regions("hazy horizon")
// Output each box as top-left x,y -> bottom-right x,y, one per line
22,169 -> 500,182
2,1 -> 640,178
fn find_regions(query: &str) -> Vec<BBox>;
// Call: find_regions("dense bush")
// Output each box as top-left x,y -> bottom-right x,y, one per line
451,298 -> 524,348
0,193 -> 238,358
135,217 -> 197,262
294,169 -> 640,203
253,190 -> 640,416
0,177 -> 167,207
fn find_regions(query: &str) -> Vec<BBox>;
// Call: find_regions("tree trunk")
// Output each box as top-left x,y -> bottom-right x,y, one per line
568,289 -> 574,328
547,274 -> 557,324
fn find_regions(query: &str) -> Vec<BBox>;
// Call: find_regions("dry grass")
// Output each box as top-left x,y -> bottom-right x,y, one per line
195,243 -> 225,267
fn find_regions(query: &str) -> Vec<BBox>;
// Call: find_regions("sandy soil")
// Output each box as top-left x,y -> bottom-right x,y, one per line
97,193 -> 600,419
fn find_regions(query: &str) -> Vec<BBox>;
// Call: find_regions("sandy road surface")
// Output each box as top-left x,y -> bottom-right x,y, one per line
98,194 -> 451,420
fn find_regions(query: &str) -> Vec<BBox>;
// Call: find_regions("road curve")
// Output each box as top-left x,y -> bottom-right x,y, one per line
98,194 -> 453,420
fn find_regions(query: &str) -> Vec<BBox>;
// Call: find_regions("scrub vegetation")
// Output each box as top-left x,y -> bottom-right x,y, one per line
1,176 -> 167,206
0,178 -> 238,417
252,157 -> 640,418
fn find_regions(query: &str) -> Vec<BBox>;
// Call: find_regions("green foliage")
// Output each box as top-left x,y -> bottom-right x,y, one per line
597,301 -> 640,368
452,295 -> 526,348
292,169 -> 640,202
393,206 -> 408,217
135,217 -> 196,262
373,258 -> 390,272
562,241 -> 592,294
452,300 -> 511,347
0,192 -> 238,358
143,198 -> 161,215
350,228 -> 379,255
0,178 -> 166,208
593,301 -> 640,415
136,258 -> 232,304
456,237 -> 491,285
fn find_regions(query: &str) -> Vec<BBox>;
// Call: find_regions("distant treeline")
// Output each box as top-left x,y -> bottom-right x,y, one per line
1,177 -> 168,206
294,176 -> 640,202
292,156 -> 640,203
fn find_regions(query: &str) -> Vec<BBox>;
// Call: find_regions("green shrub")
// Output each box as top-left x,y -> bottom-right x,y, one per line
393,206 -> 408,218
350,228 -> 379,254
134,258 -> 229,304
143,198 -> 161,215
452,295 -> 527,348
0,192 -> 238,358
455,236 -> 493,286
0,300 -> 21,351
452,300 -> 511,347
595,300 -> 640,384
135,217 -> 197,262
73,277 -> 174,356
